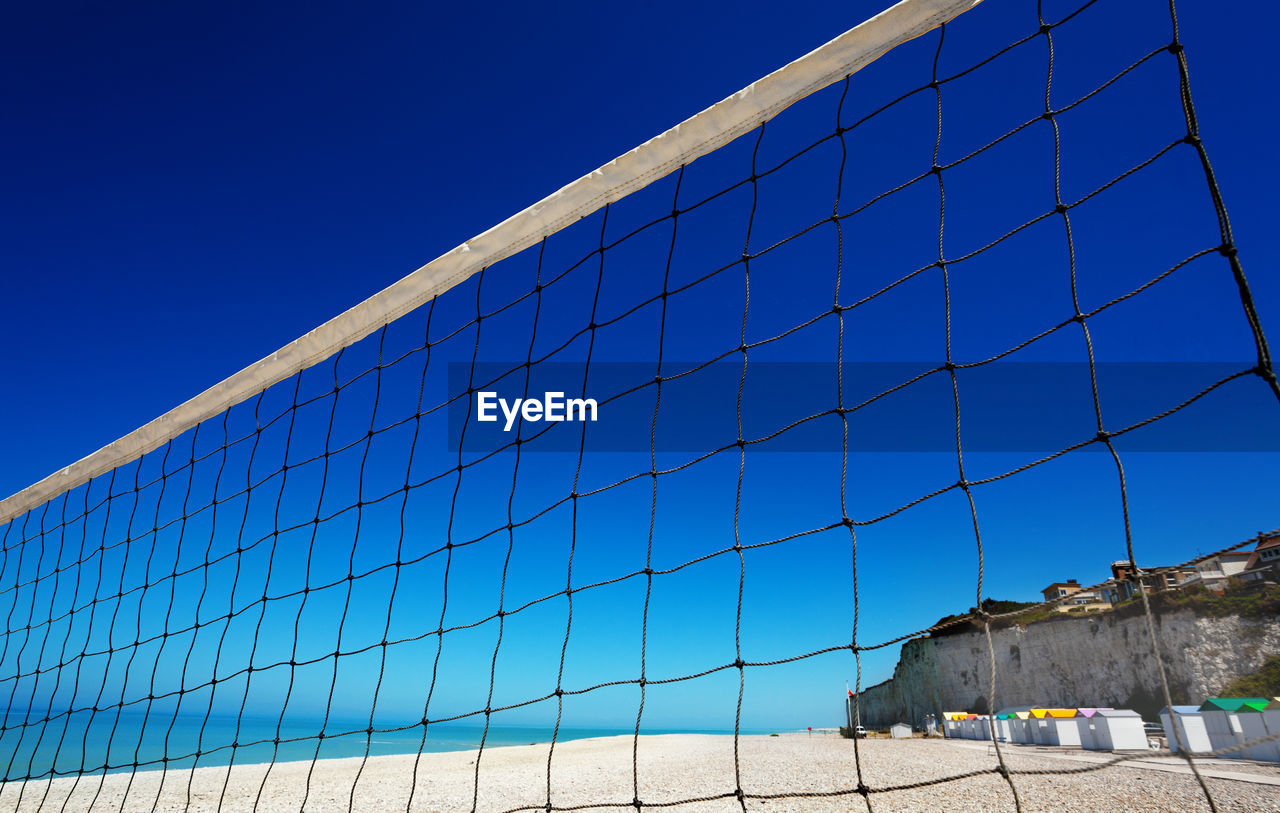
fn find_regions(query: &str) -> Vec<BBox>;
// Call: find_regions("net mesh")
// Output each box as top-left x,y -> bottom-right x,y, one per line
2,0 -> 1278,811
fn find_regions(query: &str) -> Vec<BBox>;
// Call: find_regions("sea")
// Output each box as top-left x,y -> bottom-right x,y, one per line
0,710 -> 746,780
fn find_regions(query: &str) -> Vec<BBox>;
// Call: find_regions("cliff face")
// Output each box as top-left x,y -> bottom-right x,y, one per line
855,609 -> 1280,727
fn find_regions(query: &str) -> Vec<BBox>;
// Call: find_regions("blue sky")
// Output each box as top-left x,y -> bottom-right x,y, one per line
2,0 -> 1279,758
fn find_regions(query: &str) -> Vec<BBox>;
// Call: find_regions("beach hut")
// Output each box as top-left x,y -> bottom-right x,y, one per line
1233,701 -> 1278,762
1200,698 -> 1267,755
1028,709 -> 1054,745
1159,706 -> 1212,754
890,722 -> 912,739
1043,709 -> 1081,747
995,707 -> 1036,744
993,714 -> 1013,742
1086,709 -> 1147,751
976,715 -> 992,741
942,712 -> 965,739
1010,710 -> 1034,744
1262,700 -> 1280,758
1075,708 -> 1114,751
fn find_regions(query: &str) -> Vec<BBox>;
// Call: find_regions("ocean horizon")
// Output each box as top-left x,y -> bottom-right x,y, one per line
0,709 -> 763,782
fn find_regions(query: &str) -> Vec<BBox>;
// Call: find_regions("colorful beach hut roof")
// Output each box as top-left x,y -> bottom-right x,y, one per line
1096,709 -> 1141,718
1030,708 -> 1076,718
1076,707 -> 1113,718
1199,697 -> 1269,712
1159,705 -> 1202,715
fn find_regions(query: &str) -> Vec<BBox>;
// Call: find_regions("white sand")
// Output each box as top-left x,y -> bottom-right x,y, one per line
2,734 -> 1277,812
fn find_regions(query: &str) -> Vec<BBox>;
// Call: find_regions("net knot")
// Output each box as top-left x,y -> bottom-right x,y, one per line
1054,203 -> 1067,215
1039,23 -> 1050,35
1218,243 -> 1237,258
633,797 -> 643,810
842,517 -> 853,527
930,164 -> 942,176
734,658 -> 745,669
1095,430 -> 1110,442
856,783 -> 870,796
1256,365 -> 1277,382
1168,42 -> 1184,55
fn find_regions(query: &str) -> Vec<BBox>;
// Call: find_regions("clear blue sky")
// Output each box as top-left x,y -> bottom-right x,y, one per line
2,0 -> 1278,746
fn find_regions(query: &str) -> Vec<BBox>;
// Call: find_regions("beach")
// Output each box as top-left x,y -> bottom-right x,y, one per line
3,733 -> 1278,812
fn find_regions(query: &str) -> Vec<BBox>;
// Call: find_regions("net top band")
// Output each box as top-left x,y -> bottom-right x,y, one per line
0,0 -> 983,526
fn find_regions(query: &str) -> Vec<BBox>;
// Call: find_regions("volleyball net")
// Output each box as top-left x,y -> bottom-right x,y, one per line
1,0 -> 1277,810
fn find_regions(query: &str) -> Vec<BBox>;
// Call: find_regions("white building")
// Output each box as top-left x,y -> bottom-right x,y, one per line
1263,700 -> 1280,762
1200,698 -> 1256,755
1236,706 -> 1279,762
1159,706 -> 1212,754
1049,715 -> 1084,747
890,722 -> 912,739
1181,551 -> 1253,592
1083,709 -> 1146,751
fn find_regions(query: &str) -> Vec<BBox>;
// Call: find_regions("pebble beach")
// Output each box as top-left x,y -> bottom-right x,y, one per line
3,733 -> 1277,812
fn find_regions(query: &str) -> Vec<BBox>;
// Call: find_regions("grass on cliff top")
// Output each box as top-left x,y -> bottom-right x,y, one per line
929,583 -> 1280,638
1221,652 -> 1280,697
